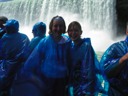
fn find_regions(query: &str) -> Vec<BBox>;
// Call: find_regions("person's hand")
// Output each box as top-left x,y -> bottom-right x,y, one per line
119,53 -> 128,64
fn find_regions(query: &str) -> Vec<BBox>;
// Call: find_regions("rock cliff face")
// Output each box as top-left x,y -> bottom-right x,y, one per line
116,0 -> 128,35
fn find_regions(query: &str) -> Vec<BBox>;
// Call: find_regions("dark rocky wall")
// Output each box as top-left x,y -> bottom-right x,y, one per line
116,0 -> 128,36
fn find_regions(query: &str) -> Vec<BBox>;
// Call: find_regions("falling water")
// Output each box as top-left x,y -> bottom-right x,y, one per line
0,0 -> 117,51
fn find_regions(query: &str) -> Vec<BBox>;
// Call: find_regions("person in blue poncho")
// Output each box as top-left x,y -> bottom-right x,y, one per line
24,22 -> 46,59
11,16 -> 71,96
0,19 -> 30,96
0,16 -> 8,39
13,22 -> 46,63
67,21 -> 108,96
100,23 -> 128,96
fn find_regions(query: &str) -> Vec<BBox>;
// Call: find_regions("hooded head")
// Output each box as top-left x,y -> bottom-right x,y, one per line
32,22 -> 46,37
5,19 -> 19,33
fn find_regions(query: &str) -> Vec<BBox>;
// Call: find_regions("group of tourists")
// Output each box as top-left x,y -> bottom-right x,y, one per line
0,15 -> 127,96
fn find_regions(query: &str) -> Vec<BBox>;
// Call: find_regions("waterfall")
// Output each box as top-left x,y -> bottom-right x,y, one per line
0,0 -> 117,51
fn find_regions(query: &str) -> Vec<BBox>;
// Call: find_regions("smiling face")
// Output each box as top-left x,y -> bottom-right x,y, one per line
67,21 -> 82,41
52,18 -> 65,38
49,16 -> 66,42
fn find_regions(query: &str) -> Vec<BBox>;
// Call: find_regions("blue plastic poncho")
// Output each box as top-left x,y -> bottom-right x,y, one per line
68,38 -> 108,96
23,34 -> 71,77
11,34 -> 71,96
0,19 -> 30,91
100,36 -> 128,96
28,22 -> 46,56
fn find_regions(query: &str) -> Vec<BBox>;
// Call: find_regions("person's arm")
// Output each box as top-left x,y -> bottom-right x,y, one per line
119,53 -> 128,64
105,58 -> 126,78
101,45 -> 128,78
107,53 -> 128,77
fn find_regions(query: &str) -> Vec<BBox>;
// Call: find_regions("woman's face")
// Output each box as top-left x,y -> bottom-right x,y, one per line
52,18 -> 64,37
68,26 -> 81,41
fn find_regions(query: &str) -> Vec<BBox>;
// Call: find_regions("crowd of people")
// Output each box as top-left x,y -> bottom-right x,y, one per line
0,15 -> 127,96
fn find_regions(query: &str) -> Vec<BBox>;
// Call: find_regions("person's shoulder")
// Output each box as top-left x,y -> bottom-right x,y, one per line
84,37 -> 91,43
62,34 -> 71,41
38,35 -> 49,43
18,32 -> 28,38
31,37 -> 39,42
82,38 -> 92,46
105,41 -> 125,52
110,40 -> 123,47
18,32 -> 28,37
17,32 -> 30,40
